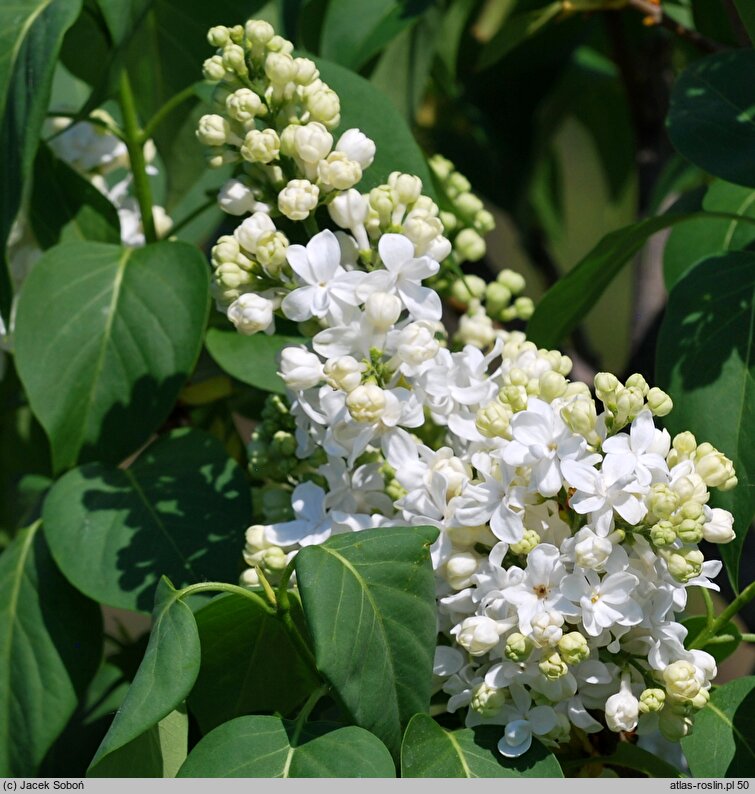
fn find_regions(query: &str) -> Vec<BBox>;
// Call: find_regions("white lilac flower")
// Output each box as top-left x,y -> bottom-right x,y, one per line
281,229 -> 365,323
263,481 -> 332,547
357,233 -> 442,322
560,569 -> 643,637
496,684 -> 559,758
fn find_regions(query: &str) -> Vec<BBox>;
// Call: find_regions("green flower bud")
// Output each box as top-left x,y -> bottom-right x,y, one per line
241,128 -> 280,164
450,274 -> 486,303
474,209 -> 495,234
663,661 -> 701,701
650,520 -> 677,547
470,683 -> 507,717
638,688 -> 665,714
695,449 -> 736,489
504,632 -> 532,662
513,296 -> 534,320
647,484 -> 679,519
510,530 -> 541,556
222,43 -> 247,75
558,632 -> 590,665
676,519 -> 704,544
448,171 -> 471,194
475,400 -> 512,439
455,192 -> 484,217
539,371 -> 567,402
647,386 -> 673,416
659,708 -> 694,741
499,384 -> 528,412
625,372 -> 649,396
271,430 -> 296,457
485,282 -> 512,317
245,19 -> 275,44
594,371 -> 620,403
673,431 -> 697,456
207,25 -> 230,47
454,229 -> 486,262
561,395 -> 598,440
539,651 -> 568,680
203,55 -> 227,82
496,268 -> 526,294
665,548 -> 704,583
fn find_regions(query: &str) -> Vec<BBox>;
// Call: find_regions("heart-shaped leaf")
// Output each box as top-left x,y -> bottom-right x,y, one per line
295,525 -> 438,758
178,715 -> 396,777
667,50 -> 755,189
401,714 -> 563,778
0,522 -> 102,776
43,428 -> 251,612
89,578 -> 200,774
656,252 -> 755,588
681,677 -> 755,777
14,240 -> 209,472
189,593 -> 320,732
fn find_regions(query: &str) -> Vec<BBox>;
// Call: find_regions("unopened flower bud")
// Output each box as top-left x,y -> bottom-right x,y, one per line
504,632 -> 532,662
265,52 -> 296,85
558,632 -> 590,665
539,651 -> 568,680
470,683 -> 507,717
639,688 -> 665,714
605,675 -> 639,732
241,128 -> 280,164
539,371 -> 568,402
702,507 -> 735,544
445,551 -> 480,590
647,484 -> 679,519
451,275 -> 486,304
245,19 -> 275,44
389,172 -> 422,205
323,356 -> 365,392
475,401 -> 512,438
496,269 -> 526,294
510,530 -> 541,556
365,292 -> 402,331
594,372 -> 620,402
235,212 -> 276,253
328,189 -> 369,231
665,548 -> 704,583
346,383 -> 387,423
659,708 -> 694,741
203,56 -> 227,81
485,282 -> 512,317
676,519 -> 704,544
625,373 -> 649,395
278,179 -> 319,220
227,293 -> 274,335
222,43 -> 247,75
663,661 -> 701,701
318,151 -> 362,190
218,179 -> 257,215
197,114 -> 231,146
454,616 -> 504,656
279,346 -> 323,390
305,86 -> 340,128
695,450 -> 736,489
335,128 -> 376,169
647,387 -> 673,416
454,228 -> 486,261
255,231 -> 289,274
673,431 -> 697,457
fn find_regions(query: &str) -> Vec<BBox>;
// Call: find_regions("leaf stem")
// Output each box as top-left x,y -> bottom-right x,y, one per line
701,587 -> 716,629
141,84 -> 198,143
179,581 -> 276,615
689,580 -> 755,649
118,70 -> 157,244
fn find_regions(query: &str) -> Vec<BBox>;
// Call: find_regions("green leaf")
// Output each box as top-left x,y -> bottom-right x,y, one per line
313,57 -> 436,196
295,525 -> 439,758
41,663 -> 130,777
43,428 -> 251,612
477,3 -> 563,72
178,715 -> 396,777
526,210 -> 755,349
401,714 -> 563,778
0,0 -> 83,317
656,252 -> 755,589
561,741 -> 682,777
320,0 -> 432,71
89,578 -> 200,774
667,50 -> 755,189
189,593 -> 320,733
89,705 -> 188,778
0,522 -> 103,776
370,9 -> 440,121
205,328 -> 303,394
14,240 -> 209,472
664,181 -> 755,289
681,677 -> 755,777
683,616 -> 742,664
30,143 -> 121,249
733,0 -> 755,43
